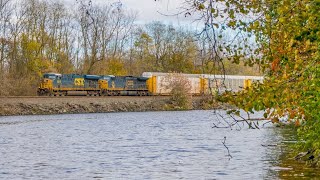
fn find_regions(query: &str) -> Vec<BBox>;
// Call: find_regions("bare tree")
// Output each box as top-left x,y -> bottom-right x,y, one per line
0,0 -> 12,74
75,1 -> 136,74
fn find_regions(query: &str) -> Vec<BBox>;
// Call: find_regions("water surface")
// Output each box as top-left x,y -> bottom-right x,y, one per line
0,110 -> 315,179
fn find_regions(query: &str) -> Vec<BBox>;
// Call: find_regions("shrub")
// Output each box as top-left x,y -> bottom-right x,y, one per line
164,73 -> 192,110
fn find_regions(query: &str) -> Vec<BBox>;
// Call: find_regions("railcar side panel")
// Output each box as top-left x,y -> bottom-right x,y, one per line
144,74 -> 202,95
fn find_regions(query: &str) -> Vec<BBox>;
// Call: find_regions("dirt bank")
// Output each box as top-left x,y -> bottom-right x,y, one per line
0,96 -> 221,116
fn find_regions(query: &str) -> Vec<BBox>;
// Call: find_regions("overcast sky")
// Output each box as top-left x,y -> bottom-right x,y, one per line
64,0 -> 198,26
115,0 -> 191,24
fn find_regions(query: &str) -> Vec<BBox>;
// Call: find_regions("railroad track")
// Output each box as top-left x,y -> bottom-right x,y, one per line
0,96 -> 97,98
0,96 -> 168,99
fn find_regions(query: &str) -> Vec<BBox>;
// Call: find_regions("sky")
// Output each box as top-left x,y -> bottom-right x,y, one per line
114,0 -> 192,24
64,0 -> 198,26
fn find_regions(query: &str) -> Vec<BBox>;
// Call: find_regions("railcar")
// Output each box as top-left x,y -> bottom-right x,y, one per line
201,74 -> 264,93
142,72 -> 207,95
142,72 -> 264,95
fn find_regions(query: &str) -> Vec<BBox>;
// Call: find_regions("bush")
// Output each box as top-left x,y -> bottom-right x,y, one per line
0,75 -> 13,96
164,73 -> 192,110
0,74 -> 38,96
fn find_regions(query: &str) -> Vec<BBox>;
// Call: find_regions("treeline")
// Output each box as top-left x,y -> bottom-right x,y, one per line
0,0 -> 259,95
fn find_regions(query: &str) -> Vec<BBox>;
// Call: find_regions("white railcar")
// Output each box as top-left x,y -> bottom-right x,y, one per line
202,74 -> 264,92
142,72 -> 203,95
142,72 -> 264,95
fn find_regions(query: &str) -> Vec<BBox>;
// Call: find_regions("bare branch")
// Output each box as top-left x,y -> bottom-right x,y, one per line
222,136 -> 232,159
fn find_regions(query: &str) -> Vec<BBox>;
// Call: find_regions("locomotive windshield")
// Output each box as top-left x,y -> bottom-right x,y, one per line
43,73 -> 62,80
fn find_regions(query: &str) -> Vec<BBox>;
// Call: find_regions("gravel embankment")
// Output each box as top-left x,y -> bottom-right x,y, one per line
0,96 -> 219,116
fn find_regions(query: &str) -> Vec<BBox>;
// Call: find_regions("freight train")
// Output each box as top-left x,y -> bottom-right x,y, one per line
37,72 -> 263,96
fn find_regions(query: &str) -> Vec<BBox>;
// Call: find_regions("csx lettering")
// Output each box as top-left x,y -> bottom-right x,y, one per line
74,78 -> 84,86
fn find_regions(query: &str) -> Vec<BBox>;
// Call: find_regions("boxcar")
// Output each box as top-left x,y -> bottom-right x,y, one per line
201,74 -> 264,93
142,72 -> 264,95
142,72 -> 207,95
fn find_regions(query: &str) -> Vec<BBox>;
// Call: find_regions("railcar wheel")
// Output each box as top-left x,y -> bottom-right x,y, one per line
111,91 -> 117,96
96,91 -> 100,96
100,91 -> 105,96
42,90 -> 46,96
37,90 -> 43,96
107,91 -> 112,96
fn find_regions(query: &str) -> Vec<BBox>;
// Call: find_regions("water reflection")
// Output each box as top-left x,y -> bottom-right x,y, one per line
0,111 -> 318,179
260,126 -> 320,179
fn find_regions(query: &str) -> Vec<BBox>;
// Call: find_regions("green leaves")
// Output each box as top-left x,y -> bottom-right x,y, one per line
201,0 -> 320,158
229,9 -> 235,19
198,3 -> 205,10
227,20 -> 236,28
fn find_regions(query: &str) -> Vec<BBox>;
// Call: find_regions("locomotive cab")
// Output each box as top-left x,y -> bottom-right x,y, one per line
37,73 -> 61,96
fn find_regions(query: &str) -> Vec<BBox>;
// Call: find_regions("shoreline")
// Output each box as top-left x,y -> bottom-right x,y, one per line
0,96 -> 222,116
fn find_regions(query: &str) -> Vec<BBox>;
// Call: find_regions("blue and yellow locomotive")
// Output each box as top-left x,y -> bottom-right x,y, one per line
37,73 -> 149,96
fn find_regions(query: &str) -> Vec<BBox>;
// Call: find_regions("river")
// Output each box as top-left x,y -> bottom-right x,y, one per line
0,110 -> 318,179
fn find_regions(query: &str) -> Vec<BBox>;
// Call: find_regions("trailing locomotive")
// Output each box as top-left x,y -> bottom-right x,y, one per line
37,73 -> 149,96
